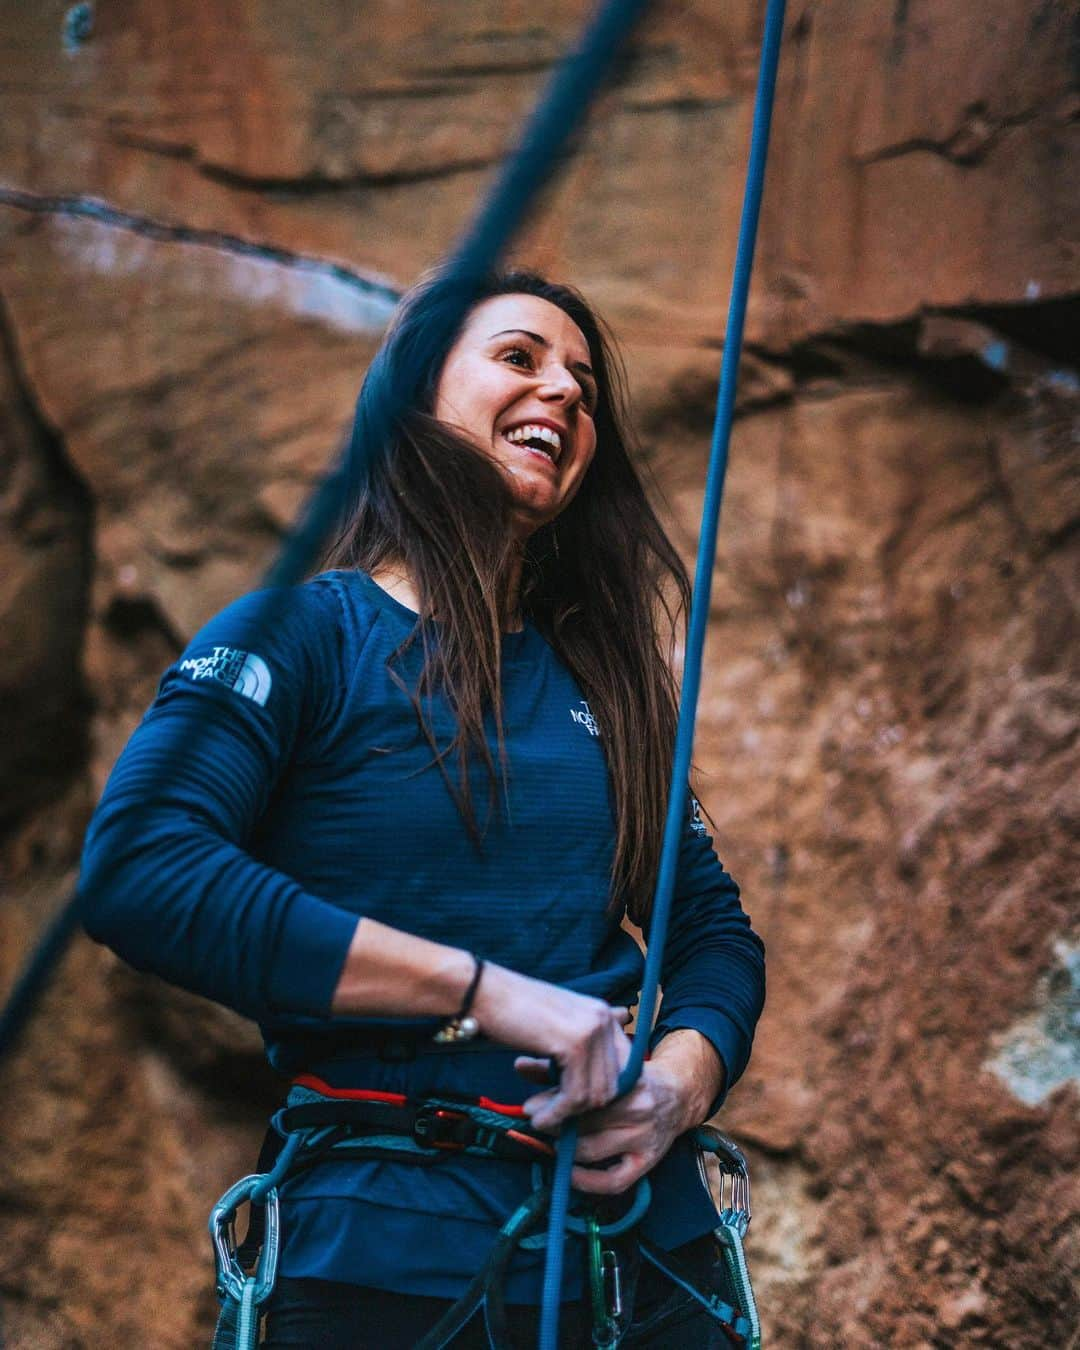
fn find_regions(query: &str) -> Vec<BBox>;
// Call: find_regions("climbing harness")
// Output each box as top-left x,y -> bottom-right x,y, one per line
209,1079 -> 758,1349
209,1078 -> 554,1349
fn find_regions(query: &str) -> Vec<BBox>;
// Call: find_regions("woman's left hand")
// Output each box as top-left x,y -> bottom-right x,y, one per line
516,1028 -> 725,1195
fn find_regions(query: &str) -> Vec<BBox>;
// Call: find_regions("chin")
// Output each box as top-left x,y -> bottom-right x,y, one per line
508,482 -> 558,516
510,501 -> 558,537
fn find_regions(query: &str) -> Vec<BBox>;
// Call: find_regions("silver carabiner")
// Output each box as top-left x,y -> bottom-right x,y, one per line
693,1125 -> 752,1231
601,1248 -> 622,1320
209,1173 -> 282,1307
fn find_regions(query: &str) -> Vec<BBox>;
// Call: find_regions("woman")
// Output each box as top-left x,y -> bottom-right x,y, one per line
81,269 -> 765,1347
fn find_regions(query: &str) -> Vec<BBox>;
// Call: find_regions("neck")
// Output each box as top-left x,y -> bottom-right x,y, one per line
370,553 -> 525,633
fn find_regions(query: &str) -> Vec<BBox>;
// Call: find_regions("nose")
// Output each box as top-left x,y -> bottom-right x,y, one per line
538,361 -> 582,406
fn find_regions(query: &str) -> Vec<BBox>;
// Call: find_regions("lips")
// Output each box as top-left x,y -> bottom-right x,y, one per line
500,421 -> 565,464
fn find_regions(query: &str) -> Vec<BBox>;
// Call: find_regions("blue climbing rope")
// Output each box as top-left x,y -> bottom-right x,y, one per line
537,1 -> 787,1345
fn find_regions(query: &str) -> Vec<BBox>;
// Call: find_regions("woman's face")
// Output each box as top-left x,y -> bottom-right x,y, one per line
433,293 -> 599,535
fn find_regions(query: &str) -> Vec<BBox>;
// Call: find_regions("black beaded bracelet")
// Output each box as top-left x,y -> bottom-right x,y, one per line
434,955 -> 485,1044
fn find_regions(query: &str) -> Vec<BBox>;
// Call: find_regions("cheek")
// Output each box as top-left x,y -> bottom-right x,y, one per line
431,374 -> 455,424
578,429 -> 598,475
446,366 -> 510,433
432,353 -> 484,425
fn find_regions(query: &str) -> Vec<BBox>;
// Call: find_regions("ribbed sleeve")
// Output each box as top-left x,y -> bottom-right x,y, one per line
647,798 -> 766,1110
80,582 -> 362,1022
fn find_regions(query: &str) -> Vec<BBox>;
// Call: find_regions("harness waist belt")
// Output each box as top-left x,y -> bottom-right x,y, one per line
280,1073 -> 556,1165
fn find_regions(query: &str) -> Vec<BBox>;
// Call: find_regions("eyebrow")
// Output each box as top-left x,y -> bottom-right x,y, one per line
489,328 -> 595,379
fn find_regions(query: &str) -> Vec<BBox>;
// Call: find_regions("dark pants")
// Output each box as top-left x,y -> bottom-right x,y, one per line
261,1235 -> 737,1348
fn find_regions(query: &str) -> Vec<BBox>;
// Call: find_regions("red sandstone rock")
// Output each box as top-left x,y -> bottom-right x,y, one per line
0,2 -> 1076,1347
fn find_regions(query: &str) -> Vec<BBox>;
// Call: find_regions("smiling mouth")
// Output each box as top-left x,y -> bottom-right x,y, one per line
502,423 -> 563,464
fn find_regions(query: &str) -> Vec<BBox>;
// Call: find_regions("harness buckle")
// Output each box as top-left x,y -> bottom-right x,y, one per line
413,1103 -> 476,1151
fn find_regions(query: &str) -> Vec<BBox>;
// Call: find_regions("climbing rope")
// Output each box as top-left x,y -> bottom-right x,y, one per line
538,0 -> 786,1343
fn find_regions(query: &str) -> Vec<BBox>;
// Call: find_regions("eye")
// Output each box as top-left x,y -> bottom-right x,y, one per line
500,346 -> 534,369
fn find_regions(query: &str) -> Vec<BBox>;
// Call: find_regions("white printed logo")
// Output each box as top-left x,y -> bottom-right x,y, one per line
569,700 -> 599,736
689,796 -> 707,837
178,646 -> 272,706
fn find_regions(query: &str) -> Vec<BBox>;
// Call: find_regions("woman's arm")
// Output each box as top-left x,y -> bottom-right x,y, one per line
81,585 -> 370,1020
82,585 -> 631,1121
332,917 -> 631,1127
519,797 -> 764,1194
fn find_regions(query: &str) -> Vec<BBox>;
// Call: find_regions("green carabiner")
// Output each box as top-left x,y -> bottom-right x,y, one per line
586,1214 -> 621,1349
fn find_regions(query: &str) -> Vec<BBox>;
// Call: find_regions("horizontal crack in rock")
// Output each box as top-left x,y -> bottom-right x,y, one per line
856,106 -> 1042,168
197,155 -> 498,195
0,186 -> 402,307
406,58 -> 555,79
101,126 -> 501,193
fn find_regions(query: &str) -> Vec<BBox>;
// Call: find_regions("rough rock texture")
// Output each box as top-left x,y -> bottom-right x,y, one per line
0,2 -> 1076,1346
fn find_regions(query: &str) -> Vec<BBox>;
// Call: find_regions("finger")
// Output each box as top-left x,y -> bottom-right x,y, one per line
571,1153 -> 646,1196
521,1086 -> 560,1123
526,1060 -> 581,1130
514,1056 -> 555,1084
603,1014 -> 631,1100
579,1025 -> 609,1115
609,1018 -> 632,1099
575,1128 -> 640,1164
605,1021 -> 622,1099
576,1104 -> 647,1140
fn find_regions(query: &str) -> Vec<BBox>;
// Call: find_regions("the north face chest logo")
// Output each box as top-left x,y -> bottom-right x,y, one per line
569,700 -> 599,736
178,646 -> 272,706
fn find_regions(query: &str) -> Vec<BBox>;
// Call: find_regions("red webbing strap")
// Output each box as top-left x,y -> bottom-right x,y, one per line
292,1072 -> 532,1117
287,1074 -> 553,1159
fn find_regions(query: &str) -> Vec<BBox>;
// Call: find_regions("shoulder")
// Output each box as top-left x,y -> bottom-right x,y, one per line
166,570 -> 388,715
186,571 -> 383,656
303,569 -> 395,652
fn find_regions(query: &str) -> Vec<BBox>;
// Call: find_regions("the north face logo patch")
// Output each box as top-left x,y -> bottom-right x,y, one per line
178,646 -> 272,706
569,700 -> 599,736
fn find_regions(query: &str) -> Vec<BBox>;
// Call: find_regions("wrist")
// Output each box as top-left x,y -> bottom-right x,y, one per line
468,959 -> 518,1030
650,1030 -> 724,1130
441,948 -> 482,1016
434,952 -> 486,1043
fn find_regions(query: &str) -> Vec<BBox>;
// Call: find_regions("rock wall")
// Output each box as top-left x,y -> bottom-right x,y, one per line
1,2 -> 1076,1345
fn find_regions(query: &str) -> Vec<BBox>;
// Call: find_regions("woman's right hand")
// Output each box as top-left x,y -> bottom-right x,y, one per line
472,962 -> 630,1132
328,920 -> 628,1130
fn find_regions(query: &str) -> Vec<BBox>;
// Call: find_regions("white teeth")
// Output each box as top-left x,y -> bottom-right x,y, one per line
503,424 -> 563,459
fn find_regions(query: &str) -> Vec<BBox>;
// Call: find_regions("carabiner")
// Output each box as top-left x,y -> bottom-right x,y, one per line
209,1173 -> 281,1307
586,1214 -> 622,1350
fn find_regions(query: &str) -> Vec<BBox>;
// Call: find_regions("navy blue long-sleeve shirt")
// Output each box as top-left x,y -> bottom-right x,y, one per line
81,569 -> 765,1300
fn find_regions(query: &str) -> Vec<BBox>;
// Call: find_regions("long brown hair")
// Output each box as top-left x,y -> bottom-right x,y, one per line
325,268 -> 690,926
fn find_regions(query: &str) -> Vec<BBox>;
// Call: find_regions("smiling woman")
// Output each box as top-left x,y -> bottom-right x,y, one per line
80,267 -> 766,1348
